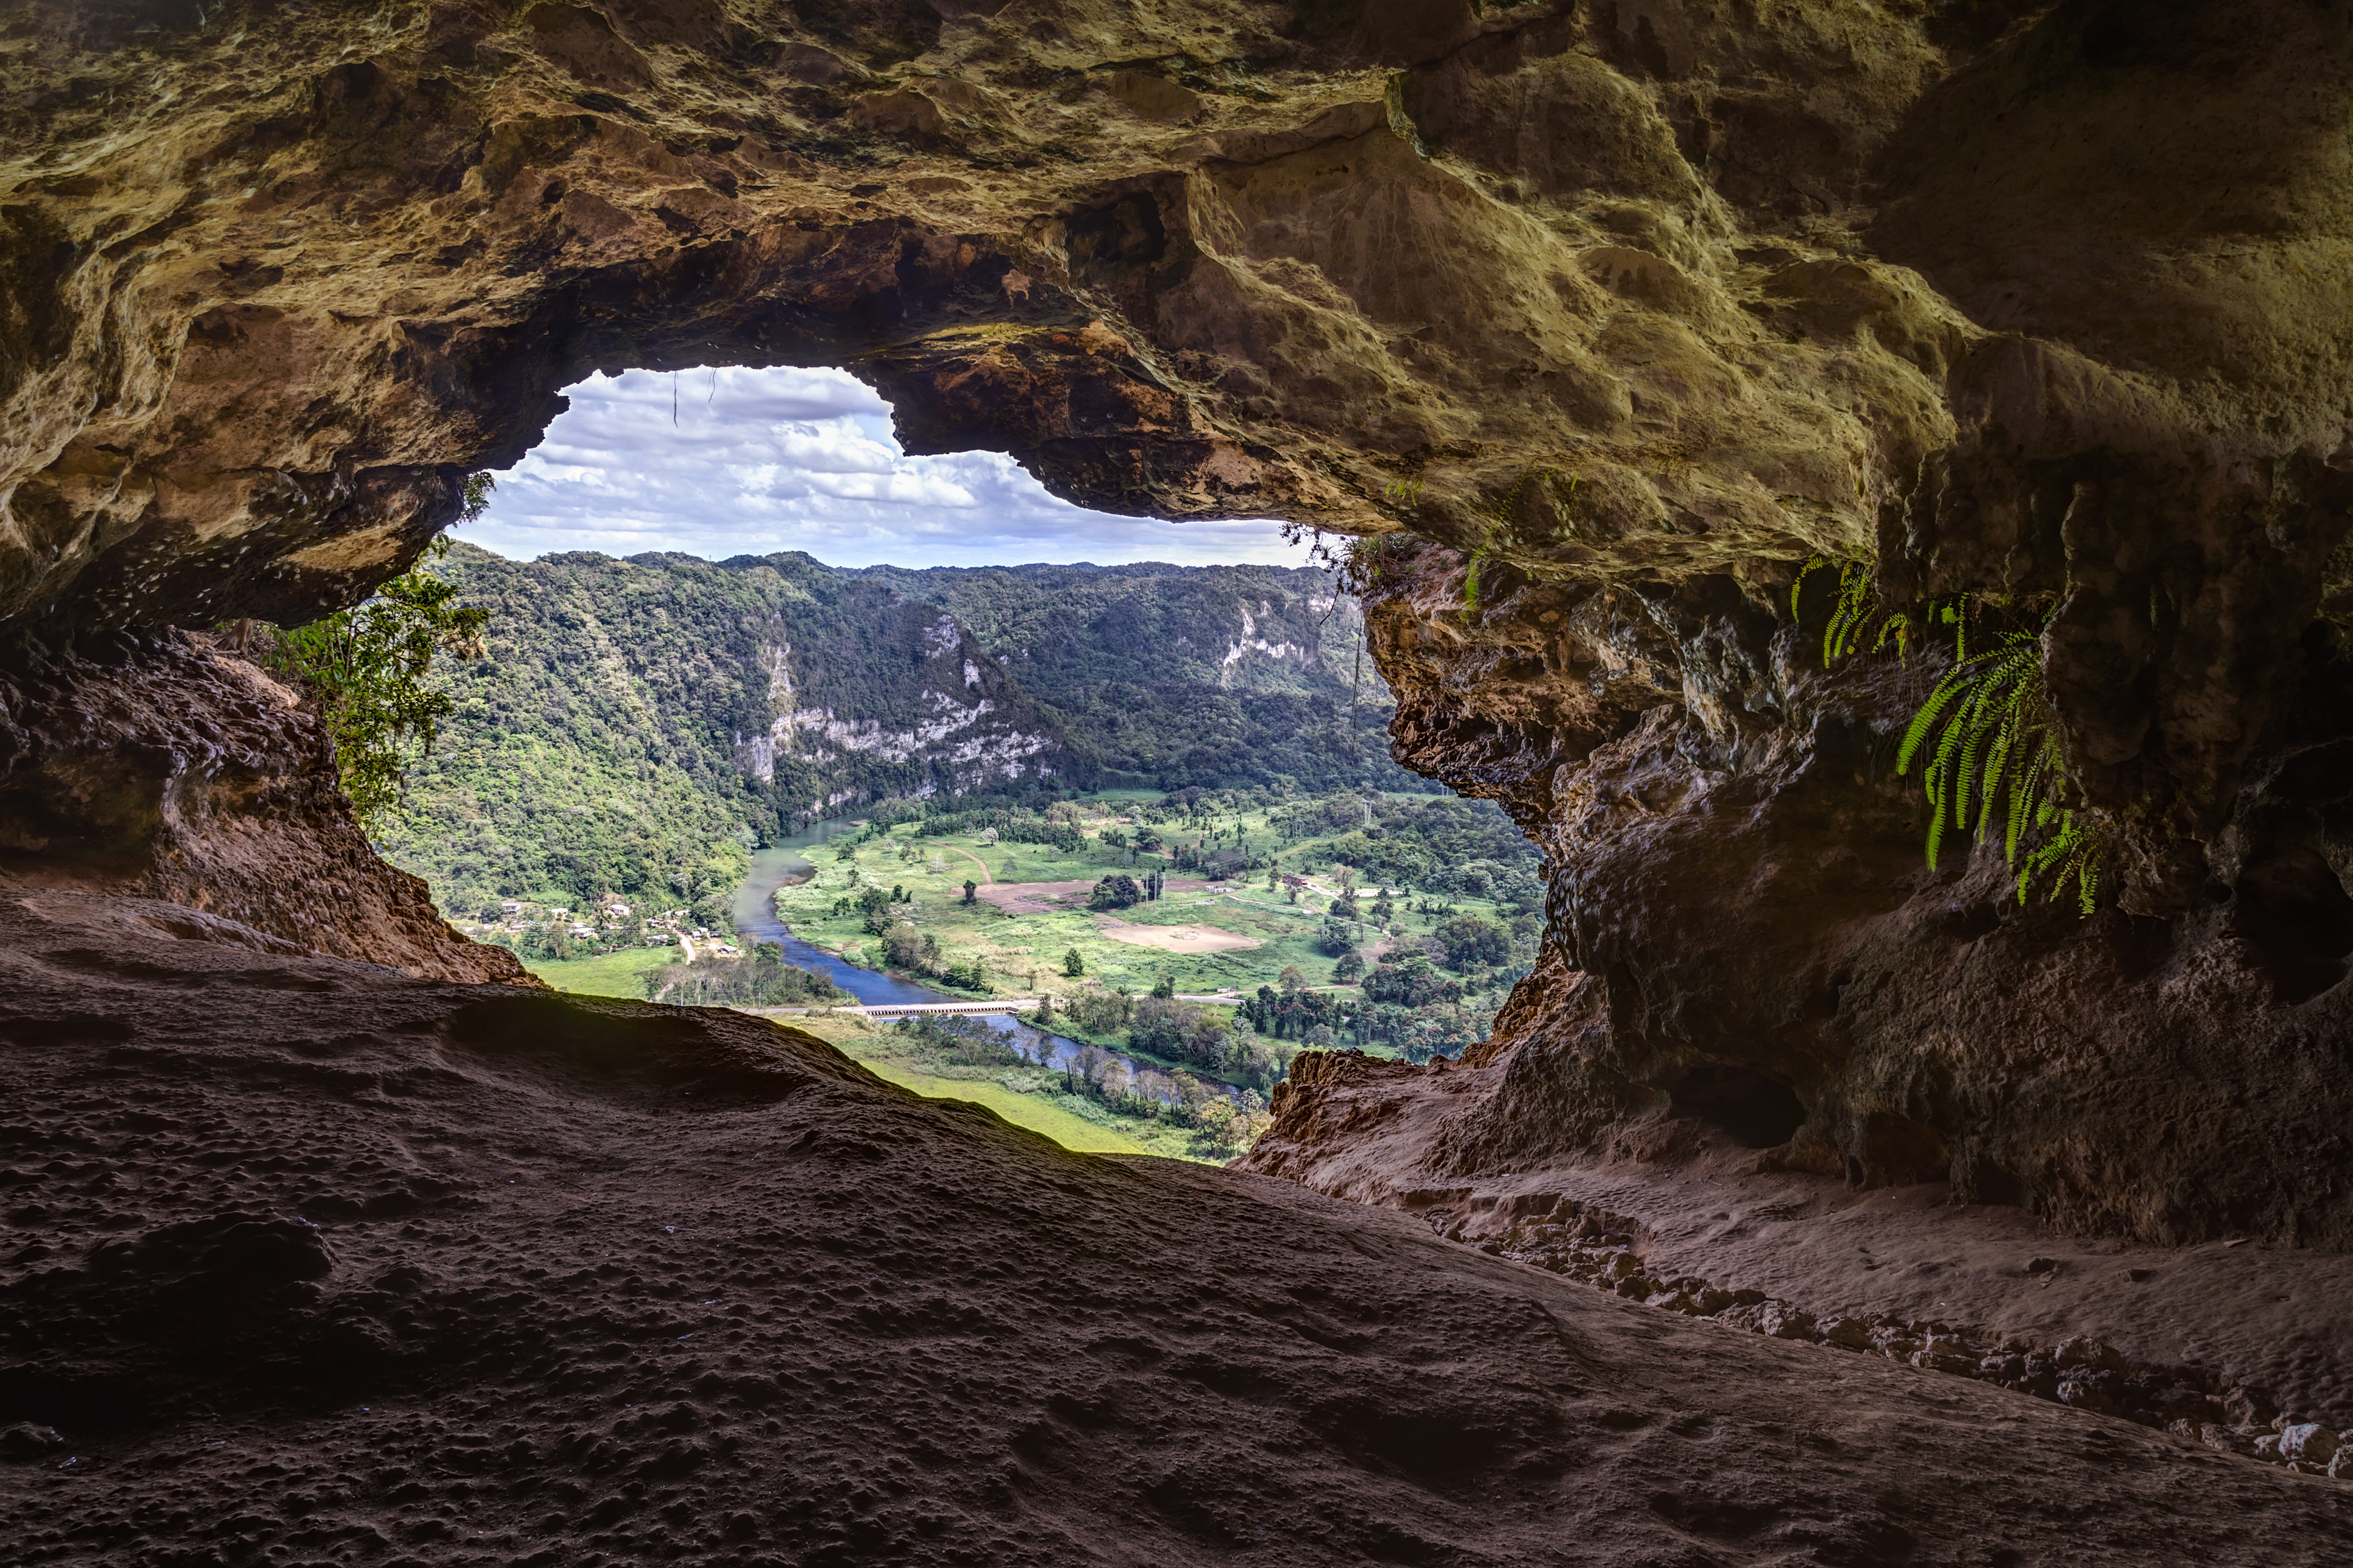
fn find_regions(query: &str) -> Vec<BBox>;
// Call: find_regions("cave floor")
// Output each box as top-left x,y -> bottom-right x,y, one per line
1412,1142 -> 2353,1436
4,892 -> 2349,1566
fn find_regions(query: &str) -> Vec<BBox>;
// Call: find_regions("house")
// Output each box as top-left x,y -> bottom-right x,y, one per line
501,900 -> 521,915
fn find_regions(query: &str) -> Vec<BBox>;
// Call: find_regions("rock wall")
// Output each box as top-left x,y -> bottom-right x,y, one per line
8,2 -> 2353,1236
1244,537 -> 2353,1247
0,629 -> 533,984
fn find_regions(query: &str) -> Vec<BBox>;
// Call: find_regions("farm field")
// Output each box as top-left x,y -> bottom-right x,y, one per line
515,942 -> 675,997
503,786 -> 1541,1075
766,793 -> 1488,1002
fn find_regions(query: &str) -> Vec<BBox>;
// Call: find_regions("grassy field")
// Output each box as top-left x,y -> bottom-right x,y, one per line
765,793 -> 1507,1002
778,1009 -> 1214,1160
517,943 -> 675,997
851,1059 -> 1158,1155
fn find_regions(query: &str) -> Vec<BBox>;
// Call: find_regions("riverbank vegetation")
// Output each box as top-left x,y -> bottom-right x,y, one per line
784,1009 -> 1261,1162
641,943 -> 844,1007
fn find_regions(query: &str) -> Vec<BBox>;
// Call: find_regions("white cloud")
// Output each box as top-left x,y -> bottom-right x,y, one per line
451,365 -> 1313,569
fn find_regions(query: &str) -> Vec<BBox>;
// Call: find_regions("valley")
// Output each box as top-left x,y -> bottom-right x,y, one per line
378,546 -> 1418,934
384,545 -> 1545,1159
499,785 -> 1544,1157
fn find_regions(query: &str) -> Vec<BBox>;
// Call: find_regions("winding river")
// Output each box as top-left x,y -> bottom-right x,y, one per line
726,819 -> 1248,1107
727,818 -> 1113,1075
727,818 -> 945,1006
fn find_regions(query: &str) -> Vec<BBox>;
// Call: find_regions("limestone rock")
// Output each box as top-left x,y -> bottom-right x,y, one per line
8,887 -> 2345,1560
8,2 -> 2353,1236
2282,1424 -> 2342,1467
0,1423 -> 64,1462
0,629 -> 529,983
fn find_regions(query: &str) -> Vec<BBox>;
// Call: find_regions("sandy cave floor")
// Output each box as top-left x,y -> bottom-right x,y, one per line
4,892 -> 2351,1566
1443,1148 -> 2353,1433
1246,1051 -> 2353,1440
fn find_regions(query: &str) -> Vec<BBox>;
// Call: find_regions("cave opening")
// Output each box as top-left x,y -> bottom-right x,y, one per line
453,361 -> 1304,571
396,356 -> 1561,1079
18,4 -> 2353,1549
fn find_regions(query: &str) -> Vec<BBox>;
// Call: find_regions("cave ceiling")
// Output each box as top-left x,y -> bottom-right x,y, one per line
7,0 -> 2338,647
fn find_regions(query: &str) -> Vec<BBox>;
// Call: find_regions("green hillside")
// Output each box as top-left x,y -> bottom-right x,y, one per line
378,545 -> 1082,921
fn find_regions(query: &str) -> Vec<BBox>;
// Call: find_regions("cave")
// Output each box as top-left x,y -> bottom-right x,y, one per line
6,0 -> 2353,1558
1665,1065 -> 1805,1152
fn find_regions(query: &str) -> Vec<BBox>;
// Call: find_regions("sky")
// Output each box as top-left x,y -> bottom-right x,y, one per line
451,365 -> 1312,570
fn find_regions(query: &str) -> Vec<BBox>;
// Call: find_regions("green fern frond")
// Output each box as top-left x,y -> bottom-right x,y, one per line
2005,741 -> 2053,861
1976,707 -> 2017,843
1821,561 -> 1872,663
1792,553 -> 1831,620
1875,612 -> 1913,663
1897,673 -> 1971,774
1898,604 -> 2107,913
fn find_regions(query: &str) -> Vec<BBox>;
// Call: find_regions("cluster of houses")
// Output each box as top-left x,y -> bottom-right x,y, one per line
455,895 -> 739,957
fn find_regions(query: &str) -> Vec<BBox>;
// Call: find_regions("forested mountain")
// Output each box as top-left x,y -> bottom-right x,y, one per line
853,562 -> 1414,792
381,547 -> 1416,918
378,545 -> 1081,920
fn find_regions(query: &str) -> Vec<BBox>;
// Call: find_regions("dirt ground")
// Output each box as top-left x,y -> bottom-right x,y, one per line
1245,1053 -> 2353,1435
5,891 -> 2351,1566
1092,916 -> 1262,953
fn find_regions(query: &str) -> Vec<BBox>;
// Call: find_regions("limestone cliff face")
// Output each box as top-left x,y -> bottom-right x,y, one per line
6,2 -> 2353,1234
726,581 -> 1072,803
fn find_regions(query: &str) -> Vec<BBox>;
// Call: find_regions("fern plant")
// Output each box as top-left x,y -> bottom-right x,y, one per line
1462,469 -> 1576,619
1791,553 -> 1921,664
1894,615 -> 2104,913
1792,557 -> 2105,912
1792,554 -> 1874,663
1459,474 -> 1527,619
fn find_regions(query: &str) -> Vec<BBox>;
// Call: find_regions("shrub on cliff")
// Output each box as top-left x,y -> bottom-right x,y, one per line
258,529 -> 489,834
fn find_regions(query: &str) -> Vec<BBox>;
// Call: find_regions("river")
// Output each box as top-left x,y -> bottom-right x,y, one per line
727,818 -> 1104,1074
727,818 -> 945,1006
726,818 -> 1239,1097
